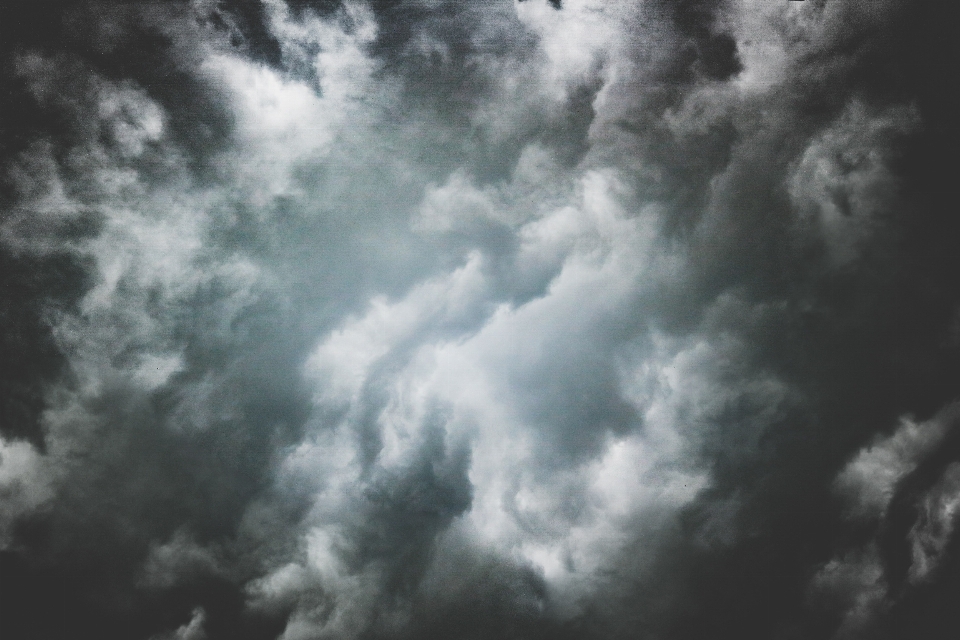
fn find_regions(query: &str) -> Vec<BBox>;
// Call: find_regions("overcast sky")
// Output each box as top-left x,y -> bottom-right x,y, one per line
1,1 -> 958,639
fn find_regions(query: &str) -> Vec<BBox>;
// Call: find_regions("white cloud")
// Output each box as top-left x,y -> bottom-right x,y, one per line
150,608 -> 207,640
810,403 -> 960,633
274,162 -> 717,626
834,406 -> 957,520
908,461 -> 960,584
0,437 -> 54,547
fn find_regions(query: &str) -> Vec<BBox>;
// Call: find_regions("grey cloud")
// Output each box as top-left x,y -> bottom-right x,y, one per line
834,406 -> 957,521
2,1 -> 959,640
907,462 -> 960,584
151,608 -> 209,640
802,404 -> 960,638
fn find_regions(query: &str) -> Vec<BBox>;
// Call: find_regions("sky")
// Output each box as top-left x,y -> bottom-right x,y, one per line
0,1 -> 958,639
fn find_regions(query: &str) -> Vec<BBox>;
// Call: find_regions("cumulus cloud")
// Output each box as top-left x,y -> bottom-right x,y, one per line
807,404 -> 960,637
834,407 -> 957,521
1,1 -> 958,639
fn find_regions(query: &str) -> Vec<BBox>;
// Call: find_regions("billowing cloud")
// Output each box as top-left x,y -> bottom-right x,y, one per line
1,1 -> 958,639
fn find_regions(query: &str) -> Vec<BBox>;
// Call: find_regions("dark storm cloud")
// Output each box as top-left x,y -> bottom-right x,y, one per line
573,0 -> 960,636
2,1 -> 959,640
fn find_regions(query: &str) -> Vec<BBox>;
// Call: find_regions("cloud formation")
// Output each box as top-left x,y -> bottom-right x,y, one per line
1,1 -> 958,639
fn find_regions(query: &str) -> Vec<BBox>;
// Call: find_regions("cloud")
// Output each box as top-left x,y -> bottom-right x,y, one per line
1,1 -> 958,640
151,608 -> 208,640
834,407 -> 957,521
0,436 -> 54,545
807,404 -> 960,637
